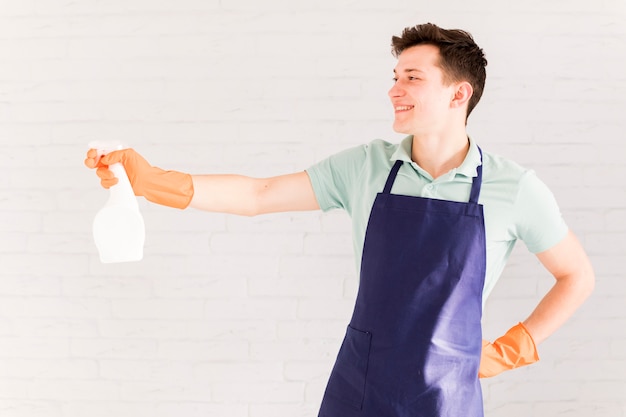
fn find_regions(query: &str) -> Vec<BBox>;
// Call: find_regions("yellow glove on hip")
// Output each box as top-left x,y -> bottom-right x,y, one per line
85,148 -> 194,209
479,322 -> 539,378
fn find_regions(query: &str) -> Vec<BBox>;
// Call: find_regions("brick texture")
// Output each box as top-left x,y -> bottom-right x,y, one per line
1,1 -> 625,416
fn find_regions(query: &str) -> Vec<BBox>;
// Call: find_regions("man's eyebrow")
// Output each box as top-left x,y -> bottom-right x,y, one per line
393,68 -> 425,74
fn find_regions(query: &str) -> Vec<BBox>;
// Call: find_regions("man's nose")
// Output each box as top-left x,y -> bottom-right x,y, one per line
388,82 -> 404,98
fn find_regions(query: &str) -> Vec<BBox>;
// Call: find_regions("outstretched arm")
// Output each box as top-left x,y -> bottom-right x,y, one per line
85,148 -> 320,215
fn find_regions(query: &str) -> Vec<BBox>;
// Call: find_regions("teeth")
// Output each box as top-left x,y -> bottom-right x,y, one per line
395,106 -> 414,111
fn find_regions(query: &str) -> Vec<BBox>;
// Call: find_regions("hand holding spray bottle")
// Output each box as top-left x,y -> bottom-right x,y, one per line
89,141 -> 145,263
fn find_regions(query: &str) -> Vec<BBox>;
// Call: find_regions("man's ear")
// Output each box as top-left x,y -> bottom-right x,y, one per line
451,81 -> 473,110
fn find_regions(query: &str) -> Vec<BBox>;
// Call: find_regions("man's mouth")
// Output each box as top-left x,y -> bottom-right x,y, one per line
394,105 -> 414,112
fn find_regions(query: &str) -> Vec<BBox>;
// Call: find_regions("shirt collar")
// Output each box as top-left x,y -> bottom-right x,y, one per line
390,135 -> 414,163
390,135 -> 482,179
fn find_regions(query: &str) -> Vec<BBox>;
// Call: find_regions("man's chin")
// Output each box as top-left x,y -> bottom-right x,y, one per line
392,124 -> 411,135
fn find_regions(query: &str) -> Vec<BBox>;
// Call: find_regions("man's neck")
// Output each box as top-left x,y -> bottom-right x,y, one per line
410,131 -> 470,179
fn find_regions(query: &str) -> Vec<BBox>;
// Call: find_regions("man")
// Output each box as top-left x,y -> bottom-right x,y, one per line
85,23 -> 594,417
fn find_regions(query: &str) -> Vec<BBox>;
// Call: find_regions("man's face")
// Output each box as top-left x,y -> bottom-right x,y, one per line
389,44 -> 457,135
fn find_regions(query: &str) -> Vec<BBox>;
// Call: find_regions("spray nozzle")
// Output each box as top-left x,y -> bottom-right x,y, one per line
88,140 -> 126,158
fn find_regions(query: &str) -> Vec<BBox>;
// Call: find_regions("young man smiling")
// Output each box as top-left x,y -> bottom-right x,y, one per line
85,23 -> 595,417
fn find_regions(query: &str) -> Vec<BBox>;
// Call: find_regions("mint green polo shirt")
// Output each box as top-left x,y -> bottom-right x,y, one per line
306,136 -> 568,303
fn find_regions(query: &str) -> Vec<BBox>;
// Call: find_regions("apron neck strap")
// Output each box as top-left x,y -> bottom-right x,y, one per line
383,160 -> 404,194
468,147 -> 483,204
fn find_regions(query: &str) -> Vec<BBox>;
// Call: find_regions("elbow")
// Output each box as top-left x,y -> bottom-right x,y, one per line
578,260 -> 596,302
237,179 -> 269,217
236,199 -> 263,217
245,179 -> 273,217
223,175 -> 273,217
241,207 -> 261,217
583,268 -> 596,299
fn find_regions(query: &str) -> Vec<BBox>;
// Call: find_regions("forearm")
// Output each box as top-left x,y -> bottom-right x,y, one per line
188,174 -> 265,215
523,232 -> 595,345
479,231 -> 594,378
522,268 -> 594,345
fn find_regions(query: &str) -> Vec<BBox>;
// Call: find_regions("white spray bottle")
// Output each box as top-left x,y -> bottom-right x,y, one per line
90,141 -> 145,263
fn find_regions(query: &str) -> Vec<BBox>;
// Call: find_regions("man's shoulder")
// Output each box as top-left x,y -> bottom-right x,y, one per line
481,149 -> 531,185
480,148 -> 557,208
333,138 -> 400,166
363,138 -> 399,153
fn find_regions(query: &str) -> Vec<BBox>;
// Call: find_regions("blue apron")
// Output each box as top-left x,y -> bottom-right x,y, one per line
319,151 -> 486,417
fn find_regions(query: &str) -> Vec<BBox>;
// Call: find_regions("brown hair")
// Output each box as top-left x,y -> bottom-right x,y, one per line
391,23 -> 487,118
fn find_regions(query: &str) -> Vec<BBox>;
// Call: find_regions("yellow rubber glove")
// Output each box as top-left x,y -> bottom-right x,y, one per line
478,322 -> 539,378
84,148 -> 194,209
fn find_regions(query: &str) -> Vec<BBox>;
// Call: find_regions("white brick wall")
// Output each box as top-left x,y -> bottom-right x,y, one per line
1,1 -> 625,416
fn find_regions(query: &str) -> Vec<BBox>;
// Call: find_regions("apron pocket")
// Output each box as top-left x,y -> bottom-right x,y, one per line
325,325 -> 372,410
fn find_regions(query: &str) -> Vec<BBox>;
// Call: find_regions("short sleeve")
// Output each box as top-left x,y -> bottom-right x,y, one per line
305,145 -> 368,213
513,171 -> 569,253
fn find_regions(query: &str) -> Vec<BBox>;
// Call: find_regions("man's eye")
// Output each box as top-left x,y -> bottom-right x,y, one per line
392,78 -> 398,83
